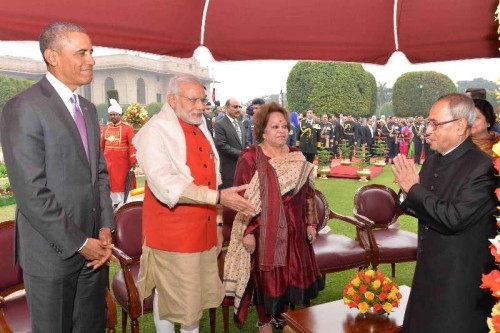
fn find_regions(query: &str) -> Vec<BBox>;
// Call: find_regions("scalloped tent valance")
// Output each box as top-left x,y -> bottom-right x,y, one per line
0,0 -> 498,64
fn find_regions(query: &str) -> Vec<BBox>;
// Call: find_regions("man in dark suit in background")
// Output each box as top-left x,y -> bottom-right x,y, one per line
0,22 -> 114,332
392,93 -> 497,333
363,118 -> 375,156
214,98 -> 246,189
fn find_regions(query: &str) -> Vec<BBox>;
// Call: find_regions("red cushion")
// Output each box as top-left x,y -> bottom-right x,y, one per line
112,264 -> 153,313
312,234 -> 368,272
373,229 -> 417,261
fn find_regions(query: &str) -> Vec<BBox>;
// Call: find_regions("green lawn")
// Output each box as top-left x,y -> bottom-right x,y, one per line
0,165 -> 418,332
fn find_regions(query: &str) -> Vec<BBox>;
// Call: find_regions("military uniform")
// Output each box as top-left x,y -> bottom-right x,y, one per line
385,120 -> 400,159
411,121 -> 425,164
298,119 -> 321,163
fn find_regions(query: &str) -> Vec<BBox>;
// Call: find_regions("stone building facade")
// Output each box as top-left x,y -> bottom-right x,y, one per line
0,53 -> 211,105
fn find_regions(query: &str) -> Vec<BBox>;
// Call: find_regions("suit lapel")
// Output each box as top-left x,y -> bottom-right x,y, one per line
224,116 -> 242,148
39,79 -> 91,171
80,101 -> 97,180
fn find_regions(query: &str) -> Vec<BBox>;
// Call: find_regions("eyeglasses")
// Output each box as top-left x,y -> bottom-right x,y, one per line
424,118 -> 460,130
231,105 -> 242,109
176,95 -> 209,105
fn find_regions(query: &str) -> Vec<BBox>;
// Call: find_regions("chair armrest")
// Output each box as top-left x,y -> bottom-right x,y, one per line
352,213 -> 375,228
0,295 -> 13,333
329,209 -> 367,229
112,247 -> 141,268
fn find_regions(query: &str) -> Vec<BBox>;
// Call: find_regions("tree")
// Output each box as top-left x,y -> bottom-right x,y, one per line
392,71 -> 456,118
377,82 -> 392,108
456,78 -> 498,93
286,61 -> 374,117
380,102 -> 394,116
106,89 -> 119,104
366,72 -> 377,116
0,75 -> 34,112
146,102 -> 163,117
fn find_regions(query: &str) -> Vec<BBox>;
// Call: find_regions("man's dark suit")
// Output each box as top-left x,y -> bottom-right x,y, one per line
214,116 -> 245,189
401,138 -> 497,333
0,77 -> 114,332
362,124 -> 374,155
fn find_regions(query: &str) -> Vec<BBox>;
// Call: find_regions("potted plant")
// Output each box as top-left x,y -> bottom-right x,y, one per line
373,139 -> 388,166
338,140 -> 352,165
354,146 -> 371,182
317,149 -> 332,180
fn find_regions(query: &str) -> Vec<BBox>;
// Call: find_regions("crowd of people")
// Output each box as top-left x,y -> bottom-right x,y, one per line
1,20 -> 499,333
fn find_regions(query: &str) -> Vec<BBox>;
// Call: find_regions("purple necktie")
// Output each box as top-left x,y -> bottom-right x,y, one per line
70,94 -> 89,161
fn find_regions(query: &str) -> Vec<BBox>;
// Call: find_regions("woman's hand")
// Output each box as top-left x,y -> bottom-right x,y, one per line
242,234 -> 256,254
307,225 -> 317,243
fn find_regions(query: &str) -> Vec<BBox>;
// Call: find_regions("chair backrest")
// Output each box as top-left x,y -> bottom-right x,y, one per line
113,201 -> 143,258
353,184 -> 403,228
314,189 -> 330,230
0,220 -> 23,297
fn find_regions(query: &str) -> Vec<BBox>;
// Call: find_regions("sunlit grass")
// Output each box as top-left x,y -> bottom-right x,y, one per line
0,164 -> 417,332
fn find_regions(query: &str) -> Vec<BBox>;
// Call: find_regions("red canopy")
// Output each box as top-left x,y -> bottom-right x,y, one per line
0,0 -> 498,64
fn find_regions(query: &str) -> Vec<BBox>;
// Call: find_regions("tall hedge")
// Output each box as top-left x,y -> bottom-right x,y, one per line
392,71 -> 457,117
286,61 -> 374,117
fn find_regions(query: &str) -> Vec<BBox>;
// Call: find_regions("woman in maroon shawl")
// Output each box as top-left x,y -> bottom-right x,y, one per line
223,102 -> 324,332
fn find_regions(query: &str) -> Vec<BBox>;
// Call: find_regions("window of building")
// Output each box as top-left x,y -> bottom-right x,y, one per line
83,84 -> 92,101
104,77 -> 115,98
137,78 -> 146,104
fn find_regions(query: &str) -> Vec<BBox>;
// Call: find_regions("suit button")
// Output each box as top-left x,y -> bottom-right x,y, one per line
199,147 -> 203,152
208,181 -> 211,186
92,208 -> 96,212
430,185 -> 434,191
418,249 -> 423,254
424,225 -> 429,230
208,216 -> 211,221
203,164 -> 207,168
434,173 -> 438,178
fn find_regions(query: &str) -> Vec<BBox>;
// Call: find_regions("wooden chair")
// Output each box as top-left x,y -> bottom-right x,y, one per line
112,201 -> 218,333
0,220 -> 117,333
352,184 -> 417,277
312,190 -> 372,282
111,201 -> 153,333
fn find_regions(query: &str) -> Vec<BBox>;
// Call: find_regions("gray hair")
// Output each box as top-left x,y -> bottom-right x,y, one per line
39,22 -> 86,54
167,74 -> 204,95
436,93 -> 476,127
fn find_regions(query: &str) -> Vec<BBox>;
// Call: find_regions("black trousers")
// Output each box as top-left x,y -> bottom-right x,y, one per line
302,152 -> 316,163
24,264 -> 106,333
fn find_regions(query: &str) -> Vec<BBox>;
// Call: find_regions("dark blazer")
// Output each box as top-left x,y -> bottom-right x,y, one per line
401,138 -> 497,333
214,116 -> 245,189
0,77 -> 114,276
362,124 -> 374,146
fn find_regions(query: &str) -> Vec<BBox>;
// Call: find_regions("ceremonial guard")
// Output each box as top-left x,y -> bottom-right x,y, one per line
101,99 -> 137,206
319,114 -> 334,149
298,109 -> 321,163
384,116 -> 401,163
411,116 -> 426,164
342,115 -> 356,158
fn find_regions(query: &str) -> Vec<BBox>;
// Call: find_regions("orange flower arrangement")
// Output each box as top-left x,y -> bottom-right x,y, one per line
480,141 -> 500,332
342,269 -> 402,314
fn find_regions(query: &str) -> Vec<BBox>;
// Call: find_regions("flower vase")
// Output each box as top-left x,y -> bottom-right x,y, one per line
340,159 -> 351,165
356,168 -> 370,182
318,166 -> 330,180
363,307 -> 387,317
374,159 -> 386,166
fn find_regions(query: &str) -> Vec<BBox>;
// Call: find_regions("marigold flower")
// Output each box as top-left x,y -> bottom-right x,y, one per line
358,302 -> 369,314
371,280 -> 381,290
364,292 -> 375,301
351,277 -> 361,287
359,284 -> 367,293
492,142 -> 500,158
383,302 -> 393,313
353,294 -> 360,302
348,301 -> 357,308
490,244 -> 500,263
378,292 -> 387,301
373,303 -> 382,312
343,297 -> 350,304
382,283 -> 391,292
347,287 -> 356,296
481,270 -> 500,297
